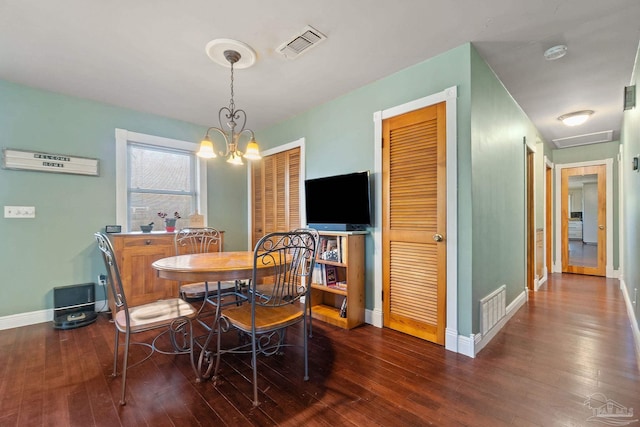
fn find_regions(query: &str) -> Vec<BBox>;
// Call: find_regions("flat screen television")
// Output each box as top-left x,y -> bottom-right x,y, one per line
304,171 -> 371,231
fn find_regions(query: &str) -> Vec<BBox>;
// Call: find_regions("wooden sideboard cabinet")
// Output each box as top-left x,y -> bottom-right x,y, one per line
106,232 -> 224,313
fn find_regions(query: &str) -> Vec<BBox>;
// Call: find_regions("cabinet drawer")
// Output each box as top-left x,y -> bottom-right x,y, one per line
123,236 -> 172,248
111,234 -> 174,249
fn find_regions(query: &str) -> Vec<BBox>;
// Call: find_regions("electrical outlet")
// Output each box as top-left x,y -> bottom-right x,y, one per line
4,206 -> 36,218
98,274 -> 107,286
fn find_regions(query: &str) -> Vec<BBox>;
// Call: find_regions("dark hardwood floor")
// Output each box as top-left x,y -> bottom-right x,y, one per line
1,273 -> 639,426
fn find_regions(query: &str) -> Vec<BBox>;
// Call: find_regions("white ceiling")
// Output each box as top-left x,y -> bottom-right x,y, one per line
1,1 -> 639,148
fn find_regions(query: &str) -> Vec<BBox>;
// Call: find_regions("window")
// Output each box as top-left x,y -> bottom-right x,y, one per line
115,129 -> 207,232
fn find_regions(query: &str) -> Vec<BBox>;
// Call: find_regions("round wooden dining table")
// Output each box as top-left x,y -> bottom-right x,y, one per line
152,250 -> 286,382
152,251 -> 279,283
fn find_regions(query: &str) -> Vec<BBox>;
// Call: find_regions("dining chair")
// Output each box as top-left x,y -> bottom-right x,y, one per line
213,230 -> 317,407
174,227 -> 237,301
293,227 -> 319,337
94,232 -> 197,406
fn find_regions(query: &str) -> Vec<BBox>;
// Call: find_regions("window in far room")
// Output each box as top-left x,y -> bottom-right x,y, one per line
115,129 -> 207,232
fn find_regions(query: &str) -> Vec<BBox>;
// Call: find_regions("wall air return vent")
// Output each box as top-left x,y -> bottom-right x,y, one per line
277,26 -> 327,59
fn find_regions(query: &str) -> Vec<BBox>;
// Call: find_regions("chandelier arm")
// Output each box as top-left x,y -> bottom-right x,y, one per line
238,128 -> 255,142
205,126 -> 231,157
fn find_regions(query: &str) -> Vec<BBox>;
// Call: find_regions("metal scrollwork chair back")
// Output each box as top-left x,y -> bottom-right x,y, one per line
174,227 -> 236,300
94,232 -> 197,406
213,230 -> 318,407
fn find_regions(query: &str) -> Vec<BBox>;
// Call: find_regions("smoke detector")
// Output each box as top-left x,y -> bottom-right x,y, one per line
544,44 -> 568,61
277,26 -> 327,59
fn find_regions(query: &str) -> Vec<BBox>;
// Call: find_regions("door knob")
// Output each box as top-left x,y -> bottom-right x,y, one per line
598,225 -> 604,230
433,234 -> 444,242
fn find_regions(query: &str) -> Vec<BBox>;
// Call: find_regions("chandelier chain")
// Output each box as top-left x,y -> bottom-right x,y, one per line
229,61 -> 235,112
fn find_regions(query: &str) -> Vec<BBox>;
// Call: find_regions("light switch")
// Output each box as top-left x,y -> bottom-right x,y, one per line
4,206 -> 36,218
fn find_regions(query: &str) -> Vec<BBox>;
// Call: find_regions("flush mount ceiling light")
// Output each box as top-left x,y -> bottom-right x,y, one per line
544,44 -> 568,61
197,39 -> 261,165
558,110 -> 594,126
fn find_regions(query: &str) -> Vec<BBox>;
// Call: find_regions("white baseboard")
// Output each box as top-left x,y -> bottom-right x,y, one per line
445,327 -> 458,353
620,278 -> 640,361
366,290 -> 527,359
471,289 -> 528,357
457,334 -> 476,358
536,273 -> 547,290
0,299 -> 109,331
365,308 -> 383,327
0,308 -> 52,331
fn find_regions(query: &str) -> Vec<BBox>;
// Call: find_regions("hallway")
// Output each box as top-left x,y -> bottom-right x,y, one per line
479,273 -> 640,425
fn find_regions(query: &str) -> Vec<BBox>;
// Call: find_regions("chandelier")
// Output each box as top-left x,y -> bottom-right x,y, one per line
197,41 -> 261,165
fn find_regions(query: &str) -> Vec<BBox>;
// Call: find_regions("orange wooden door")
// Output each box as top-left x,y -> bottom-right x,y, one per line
526,149 -> 535,290
251,147 -> 301,247
561,165 -> 606,276
545,164 -> 553,274
382,102 -> 447,344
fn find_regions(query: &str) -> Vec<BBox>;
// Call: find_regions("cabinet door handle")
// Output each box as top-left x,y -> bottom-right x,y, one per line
145,240 -> 152,245
598,225 -> 604,230
433,234 -> 444,242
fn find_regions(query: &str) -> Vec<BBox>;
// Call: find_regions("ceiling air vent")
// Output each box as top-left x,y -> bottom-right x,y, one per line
552,130 -> 613,149
277,26 -> 327,59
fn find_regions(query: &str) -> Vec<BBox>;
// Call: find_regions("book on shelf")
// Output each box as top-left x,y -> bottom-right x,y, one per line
318,236 -> 346,263
312,263 -> 346,290
325,265 -> 337,285
339,297 -> 347,318
328,282 -> 347,291
312,263 -> 324,285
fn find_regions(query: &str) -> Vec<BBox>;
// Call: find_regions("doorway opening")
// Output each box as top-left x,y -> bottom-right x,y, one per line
554,159 -> 613,277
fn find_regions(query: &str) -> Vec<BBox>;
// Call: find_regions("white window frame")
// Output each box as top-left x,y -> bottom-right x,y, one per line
115,128 -> 207,230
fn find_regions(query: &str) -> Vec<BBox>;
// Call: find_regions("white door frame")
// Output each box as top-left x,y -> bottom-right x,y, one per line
372,86 -> 459,353
553,158 -> 614,277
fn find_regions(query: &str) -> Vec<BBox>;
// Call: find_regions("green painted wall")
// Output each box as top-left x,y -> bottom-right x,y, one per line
260,43 -> 540,337
469,47 -> 539,333
620,44 -> 640,330
0,79 -> 248,317
259,44 -> 474,334
552,141 -> 621,269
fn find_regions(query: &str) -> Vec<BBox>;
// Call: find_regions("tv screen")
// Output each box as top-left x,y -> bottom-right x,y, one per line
304,171 -> 371,231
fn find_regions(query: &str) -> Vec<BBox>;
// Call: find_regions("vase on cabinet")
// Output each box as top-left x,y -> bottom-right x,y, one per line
164,218 -> 177,232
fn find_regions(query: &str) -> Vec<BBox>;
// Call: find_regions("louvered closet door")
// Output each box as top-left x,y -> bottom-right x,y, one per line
251,147 -> 301,247
382,102 -> 446,344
